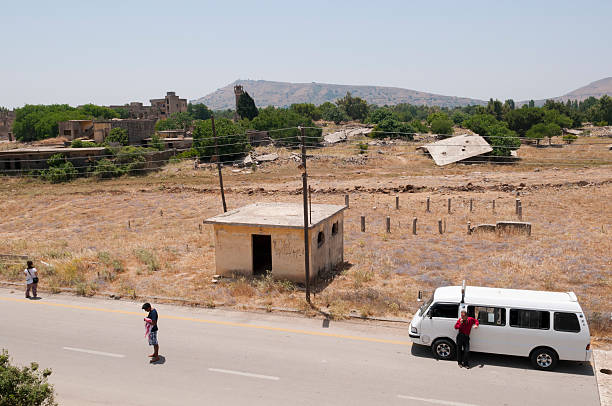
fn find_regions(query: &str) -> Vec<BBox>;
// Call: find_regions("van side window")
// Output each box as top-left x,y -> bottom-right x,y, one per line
429,303 -> 459,318
468,306 -> 506,326
554,312 -> 580,333
509,309 -> 550,330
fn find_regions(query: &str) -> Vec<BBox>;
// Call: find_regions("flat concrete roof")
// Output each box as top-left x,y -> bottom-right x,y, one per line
204,202 -> 346,229
0,147 -> 106,155
424,134 -> 493,166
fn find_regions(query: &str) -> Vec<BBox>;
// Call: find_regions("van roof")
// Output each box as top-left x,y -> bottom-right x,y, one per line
433,286 -> 583,312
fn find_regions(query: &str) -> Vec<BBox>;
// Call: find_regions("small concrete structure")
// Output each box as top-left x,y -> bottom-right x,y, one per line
468,221 -> 532,236
204,203 -> 346,282
0,147 -> 107,173
423,134 -> 493,166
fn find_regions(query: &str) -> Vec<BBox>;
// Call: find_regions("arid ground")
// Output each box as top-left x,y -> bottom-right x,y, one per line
1,135 -> 610,337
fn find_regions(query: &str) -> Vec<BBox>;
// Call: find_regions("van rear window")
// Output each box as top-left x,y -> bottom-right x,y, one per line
509,309 -> 550,330
554,312 -> 580,333
468,306 -> 506,326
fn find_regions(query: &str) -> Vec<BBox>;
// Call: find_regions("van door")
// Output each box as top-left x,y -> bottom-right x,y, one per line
419,302 -> 459,346
548,312 -> 588,361
503,308 -> 552,357
467,305 -> 509,354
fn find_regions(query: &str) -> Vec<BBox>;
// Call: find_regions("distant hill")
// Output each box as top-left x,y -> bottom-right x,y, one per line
525,77 -> 612,106
192,79 -> 486,110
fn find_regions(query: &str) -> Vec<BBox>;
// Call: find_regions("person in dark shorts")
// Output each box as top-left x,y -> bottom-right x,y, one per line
454,308 -> 478,368
142,303 -> 160,362
24,261 -> 39,299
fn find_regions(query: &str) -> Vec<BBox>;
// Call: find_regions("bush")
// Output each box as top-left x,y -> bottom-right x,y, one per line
170,148 -> 198,163
93,158 -> 123,179
463,114 -> 520,156
70,139 -> 97,148
193,118 -> 248,162
105,128 -> 128,146
371,118 -> 415,140
40,154 -> 78,183
115,146 -> 147,175
562,134 -> 578,144
430,117 -> 454,135
0,349 -> 56,406
150,134 -> 165,151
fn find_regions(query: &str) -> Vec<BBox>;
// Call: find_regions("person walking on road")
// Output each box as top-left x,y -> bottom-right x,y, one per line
142,303 -> 160,363
24,261 -> 39,299
455,308 -> 478,368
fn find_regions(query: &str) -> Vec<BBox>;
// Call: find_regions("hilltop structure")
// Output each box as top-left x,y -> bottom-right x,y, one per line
109,91 -> 187,120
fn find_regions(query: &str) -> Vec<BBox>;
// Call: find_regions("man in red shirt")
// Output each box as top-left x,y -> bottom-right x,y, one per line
455,309 -> 479,368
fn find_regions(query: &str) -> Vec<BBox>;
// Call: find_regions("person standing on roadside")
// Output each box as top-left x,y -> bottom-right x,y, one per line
454,308 -> 478,368
24,261 -> 39,299
142,303 -> 160,362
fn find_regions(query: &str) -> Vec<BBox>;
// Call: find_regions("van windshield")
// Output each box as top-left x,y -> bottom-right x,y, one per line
419,296 -> 433,316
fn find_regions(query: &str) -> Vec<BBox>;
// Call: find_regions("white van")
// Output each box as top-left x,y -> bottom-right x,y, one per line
409,285 -> 592,370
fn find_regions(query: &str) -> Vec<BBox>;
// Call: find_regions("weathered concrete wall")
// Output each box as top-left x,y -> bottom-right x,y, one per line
211,211 -> 344,283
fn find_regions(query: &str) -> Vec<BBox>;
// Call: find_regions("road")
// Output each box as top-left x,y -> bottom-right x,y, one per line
0,288 -> 600,406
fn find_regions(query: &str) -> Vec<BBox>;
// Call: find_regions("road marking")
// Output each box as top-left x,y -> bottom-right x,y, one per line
397,395 -> 478,406
0,296 -> 411,346
63,347 -> 125,358
208,368 -> 280,381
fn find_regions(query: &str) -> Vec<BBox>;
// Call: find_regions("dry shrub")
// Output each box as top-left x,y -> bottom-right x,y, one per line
328,300 -> 351,320
133,248 -> 159,273
230,277 -> 255,297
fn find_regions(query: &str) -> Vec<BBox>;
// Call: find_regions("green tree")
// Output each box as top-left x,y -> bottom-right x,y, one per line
290,103 -> 321,121
0,350 -> 56,406
462,114 -> 520,156
525,122 -> 548,145
105,128 -> 128,146
505,107 -> 544,136
367,108 -> 394,125
237,92 -> 259,120
486,98 -> 504,120
187,103 -> 212,120
371,118 -> 415,139
40,154 -> 78,183
78,104 -> 118,119
427,112 -> 453,134
336,92 -> 369,121
504,99 -> 515,111
193,118 -> 248,161
250,106 -> 321,145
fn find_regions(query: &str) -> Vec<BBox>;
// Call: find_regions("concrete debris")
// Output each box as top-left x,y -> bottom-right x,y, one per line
242,155 -> 254,166
323,127 -> 373,144
423,134 -> 493,166
563,129 -> 583,136
255,153 -> 279,162
469,221 -> 532,236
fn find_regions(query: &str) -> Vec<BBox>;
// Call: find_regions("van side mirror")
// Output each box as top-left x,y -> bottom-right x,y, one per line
428,310 -> 433,319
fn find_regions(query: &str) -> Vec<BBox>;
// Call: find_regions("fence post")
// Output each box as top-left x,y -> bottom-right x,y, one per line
412,217 -> 417,235
438,219 -> 443,234
469,199 -> 473,212
447,198 -> 451,214
361,216 -> 366,232
518,201 -> 523,220
395,195 -> 399,210
426,196 -> 430,213
492,199 -> 496,213
386,216 -> 391,233
515,198 -> 520,215
467,222 -> 471,235
345,194 -> 349,208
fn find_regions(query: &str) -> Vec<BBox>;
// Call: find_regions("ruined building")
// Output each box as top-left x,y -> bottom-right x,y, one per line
109,91 -> 188,120
0,109 -> 15,140
233,85 -> 244,122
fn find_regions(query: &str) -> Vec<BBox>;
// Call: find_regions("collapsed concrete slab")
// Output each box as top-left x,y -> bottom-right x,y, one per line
423,134 -> 493,166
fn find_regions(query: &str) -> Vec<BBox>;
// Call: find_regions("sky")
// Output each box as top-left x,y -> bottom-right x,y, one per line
2,0 -> 611,108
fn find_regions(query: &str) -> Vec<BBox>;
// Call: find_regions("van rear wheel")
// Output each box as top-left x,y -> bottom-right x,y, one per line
432,339 -> 456,361
530,348 -> 558,370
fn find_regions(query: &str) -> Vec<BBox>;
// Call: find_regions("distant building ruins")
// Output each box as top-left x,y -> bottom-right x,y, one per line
0,109 -> 16,141
0,147 -> 107,172
109,91 -> 187,120
233,85 -> 244,122
205,202 -> 346,283
59,119 -> 156,145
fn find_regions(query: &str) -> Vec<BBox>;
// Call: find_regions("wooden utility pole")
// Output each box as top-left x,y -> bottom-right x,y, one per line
212,115 -> 227,212
300,127 -> 311,303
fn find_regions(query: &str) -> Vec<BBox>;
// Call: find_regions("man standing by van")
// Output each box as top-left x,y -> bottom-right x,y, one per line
455,309 -> 478,368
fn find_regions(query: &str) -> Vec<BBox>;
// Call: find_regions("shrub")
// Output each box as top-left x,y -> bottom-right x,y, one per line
0,350 -> 56,406
105,128 -> 128,146
430,117 -> 454,135
133,248 -> 159,272
40,154 -> 78,183
92,159 -> 123,179
357,142 -> 369,154
115,146 -> 147,175
70,139 -> 97,148
150,134 -> 165,151
193,118 -> 249,161
371,118 -> 415,140
562,134 -> 578,144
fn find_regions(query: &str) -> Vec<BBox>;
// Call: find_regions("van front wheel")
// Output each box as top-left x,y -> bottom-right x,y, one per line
530,347 -> 558,370
432,339 -> 456,361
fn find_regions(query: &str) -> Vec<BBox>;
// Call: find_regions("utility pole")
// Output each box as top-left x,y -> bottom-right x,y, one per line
212,115 -> 227,212
300,127 -> 311,303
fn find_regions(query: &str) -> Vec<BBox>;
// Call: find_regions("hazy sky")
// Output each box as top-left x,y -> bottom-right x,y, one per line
2,0 -> 611,108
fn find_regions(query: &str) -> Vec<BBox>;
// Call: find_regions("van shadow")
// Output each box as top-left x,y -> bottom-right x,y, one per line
410,344 -> 594,376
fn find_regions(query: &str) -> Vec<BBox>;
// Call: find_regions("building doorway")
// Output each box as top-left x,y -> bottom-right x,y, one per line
252,234 -> 272,276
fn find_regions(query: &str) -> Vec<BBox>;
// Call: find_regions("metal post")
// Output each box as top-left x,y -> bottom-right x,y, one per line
212,115 -> 227,213
361,216 -> 366,232
308,185 -> 312,224
345,194 -> 349,208
426,196 -> 430,212
412,217 -> 417,235
300,127 -> 311,304
395,195 -> 399,210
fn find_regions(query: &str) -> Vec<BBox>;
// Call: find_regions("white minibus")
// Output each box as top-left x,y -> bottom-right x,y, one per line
409,285 -> 592,370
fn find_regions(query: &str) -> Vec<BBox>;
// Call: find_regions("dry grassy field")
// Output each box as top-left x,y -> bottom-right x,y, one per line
1,136 -> 611,337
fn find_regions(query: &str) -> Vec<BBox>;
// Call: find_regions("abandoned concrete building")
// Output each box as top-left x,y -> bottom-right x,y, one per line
150,91 -> 188,120
58,120 -> 95,140
0,147 -> 107,172
0,109 -> 16,140
204,202 -> 345,283
109,91 -> 188,120
58,119 -> 156,145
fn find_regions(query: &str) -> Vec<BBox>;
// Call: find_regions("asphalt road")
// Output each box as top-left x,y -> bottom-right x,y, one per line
0,288 -> 600,406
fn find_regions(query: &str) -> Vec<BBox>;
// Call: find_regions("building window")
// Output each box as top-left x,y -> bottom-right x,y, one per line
332,221 -> 338,236
317,231 -> 325,247
554,312 -> 580,333
510,309 -> 550,330
63,130 -> 71,135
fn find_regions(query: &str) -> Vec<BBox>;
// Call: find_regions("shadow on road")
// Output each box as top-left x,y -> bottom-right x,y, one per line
150,355 -> 166,365
410,344 -> 594,376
